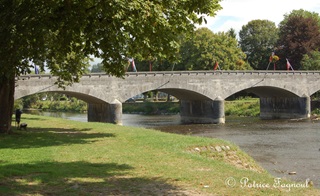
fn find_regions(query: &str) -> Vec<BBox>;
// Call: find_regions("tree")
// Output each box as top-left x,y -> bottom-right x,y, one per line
227,28 -> 237,39
277,10 -> 320,70
213,32 -> 251,70
239,20 -> 278,70
177,28 -> 250,70
0,0 -> 222,133
131,59 -> 174,72
301,50 -> 320,70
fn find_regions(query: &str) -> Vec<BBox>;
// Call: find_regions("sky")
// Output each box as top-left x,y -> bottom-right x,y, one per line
199,0 -> 320,33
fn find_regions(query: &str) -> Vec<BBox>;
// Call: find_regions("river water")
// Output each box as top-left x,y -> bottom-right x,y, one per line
26,111 -> 320,188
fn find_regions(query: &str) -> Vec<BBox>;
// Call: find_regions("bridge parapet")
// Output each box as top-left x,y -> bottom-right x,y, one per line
16,70 -> 320,80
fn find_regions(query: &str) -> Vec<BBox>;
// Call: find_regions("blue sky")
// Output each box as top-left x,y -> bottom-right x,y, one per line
199,0 -> 320,33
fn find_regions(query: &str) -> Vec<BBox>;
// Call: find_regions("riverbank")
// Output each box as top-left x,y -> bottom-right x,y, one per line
124,99 -> 260,116
0,114 -> 318,195
18,98 -> 260,116
17,97 -> 320,117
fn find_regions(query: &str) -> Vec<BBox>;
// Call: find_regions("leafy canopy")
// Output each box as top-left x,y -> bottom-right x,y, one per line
277,9 -> 320,69
301,50 -> 320,70
239,20 -> 278,70
0,0 -> 222,85
177,28 -> 250,70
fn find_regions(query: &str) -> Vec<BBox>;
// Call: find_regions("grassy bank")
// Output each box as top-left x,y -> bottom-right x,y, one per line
0,114 -> 318,195
225,98 -> 260,117
123,102 -> 180,114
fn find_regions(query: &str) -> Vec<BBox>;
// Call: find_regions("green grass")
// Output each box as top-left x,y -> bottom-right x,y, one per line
123,102 -> 180,114
225,98 -> 260,117
0,114 -> 318,195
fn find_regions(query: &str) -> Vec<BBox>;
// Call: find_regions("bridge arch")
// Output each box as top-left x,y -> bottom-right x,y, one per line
307,84 -> 320,97
122,88 -> 212,103
219,79 -> 303,100
224,86 -> 299,100
15,85 -> 122,125
15,90 -> 107,104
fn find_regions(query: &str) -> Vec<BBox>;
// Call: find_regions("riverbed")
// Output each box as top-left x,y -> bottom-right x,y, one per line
25,111 -> 320,188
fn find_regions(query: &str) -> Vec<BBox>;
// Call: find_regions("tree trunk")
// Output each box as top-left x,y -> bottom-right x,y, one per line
0,75 -> 15,133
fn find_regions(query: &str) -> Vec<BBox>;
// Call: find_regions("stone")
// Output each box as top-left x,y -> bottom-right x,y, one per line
215,146 -> 222,152
288,171 -> 296,175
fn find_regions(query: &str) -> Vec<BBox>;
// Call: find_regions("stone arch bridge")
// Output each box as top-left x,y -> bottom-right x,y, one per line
15,71 -> 320,125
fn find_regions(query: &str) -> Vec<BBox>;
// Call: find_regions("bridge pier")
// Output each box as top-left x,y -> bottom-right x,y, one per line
87,99 -> 122,125
180,97 -> 225,124
260,96 -> 310,120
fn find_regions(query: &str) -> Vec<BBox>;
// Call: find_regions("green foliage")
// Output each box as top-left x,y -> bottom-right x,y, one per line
177,28 -> 250,70
301,50 -> 320,70
280,9 -> 320,27
225,99 -> 260,117
312,108 -> 320,115
0,0 -> 222,132
13,99 -> 23,110
36,100 -> 87,113
227,28 -> 237,39
132,59 -> 175,72
239,20 -> 278,70
16,93 -> 87,112
123,102 -> 180,114
277,10 -> 320,70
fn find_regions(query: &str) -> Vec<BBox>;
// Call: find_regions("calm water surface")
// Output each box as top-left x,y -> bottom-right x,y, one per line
27,111 -> 320,188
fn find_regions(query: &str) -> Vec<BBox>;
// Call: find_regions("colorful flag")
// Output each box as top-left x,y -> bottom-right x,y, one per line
213,61 -> 219,70
132,58 -> 137,72
286,58 -> 294,71
269,52 -> 275,62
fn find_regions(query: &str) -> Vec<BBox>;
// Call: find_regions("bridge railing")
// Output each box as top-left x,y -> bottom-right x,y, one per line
16,70 -> 320,80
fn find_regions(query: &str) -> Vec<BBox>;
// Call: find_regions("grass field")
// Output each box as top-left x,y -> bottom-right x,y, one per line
0,114 -> 318,195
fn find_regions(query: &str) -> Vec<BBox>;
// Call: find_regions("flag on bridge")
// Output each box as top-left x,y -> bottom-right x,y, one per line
269,52 -> 275,62
127,58 -> 137,72
213,61 -> 220,70
132,58 -> 137,72
286,58 -> 294,71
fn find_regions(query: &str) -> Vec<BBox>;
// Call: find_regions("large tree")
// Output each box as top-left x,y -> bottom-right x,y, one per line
177,27 -> 250,70
0,0 -> 222,133
277,10 -> 320,70
239,19 -> 278,70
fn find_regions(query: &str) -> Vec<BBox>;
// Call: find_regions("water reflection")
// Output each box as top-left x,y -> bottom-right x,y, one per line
25,111 -> 320,188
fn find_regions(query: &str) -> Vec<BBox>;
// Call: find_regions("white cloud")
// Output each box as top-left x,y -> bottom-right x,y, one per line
199,0 -> 320,33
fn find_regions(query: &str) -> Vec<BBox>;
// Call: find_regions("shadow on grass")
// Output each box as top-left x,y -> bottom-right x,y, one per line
0,161 -> 189,195
19,115 -> 48,121
0,127 -> 115,149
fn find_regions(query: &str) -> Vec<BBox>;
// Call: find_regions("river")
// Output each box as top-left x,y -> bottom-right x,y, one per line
26,111 -> 320,188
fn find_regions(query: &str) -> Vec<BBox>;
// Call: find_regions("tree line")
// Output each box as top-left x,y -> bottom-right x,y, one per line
91,9 -> 320,72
